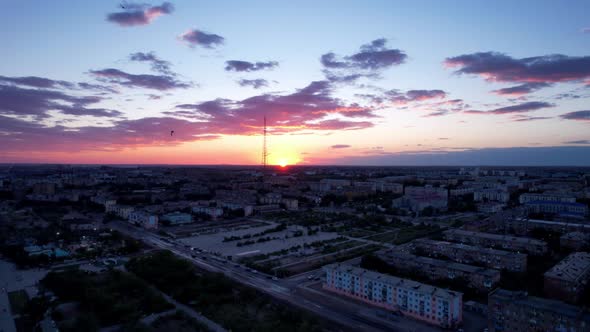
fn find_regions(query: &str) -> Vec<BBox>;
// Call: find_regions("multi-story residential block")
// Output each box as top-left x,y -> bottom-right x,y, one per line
488,288 -> 590,332
477,202 -> 506,213
495,217 -> 590,235
128,211 -> 158,229
413,238 -> 527,272
544,252 -> 590,304
561,232 -> 590,251
191,205 -> 224,219
449,186 -> 475,197
160,212 -> 193,225
474,189 -> 510,203
392,186 -> 448,213
443,229 -> 548,255
323,264 -> 462,328
377,250 -> 500,291
106,204 -> 135,219
519,193 -> 577,204
524,201 -> 588,217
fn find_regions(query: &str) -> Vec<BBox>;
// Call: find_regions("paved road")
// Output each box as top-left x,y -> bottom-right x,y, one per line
110,221 -> 452,332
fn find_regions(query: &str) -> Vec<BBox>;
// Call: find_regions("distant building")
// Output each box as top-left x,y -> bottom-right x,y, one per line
477,202 -> 506,213
524,201 -> 588,218
544,252 -> 590,304
33,182 -> 56,195
160,212 -> 192,225
106,204 -> 135,219
474,189 -> 510,203
191,205 -> 224,219
392,186 -> 448,213
519,193 -> 576,204
443,229 -> 548,255
377,250 -> 500,291
323,263 -> 462,328
561,232 -> 590,251
413,238 -> 527,272
488,288 -> 590,332
128,211 -> 158,229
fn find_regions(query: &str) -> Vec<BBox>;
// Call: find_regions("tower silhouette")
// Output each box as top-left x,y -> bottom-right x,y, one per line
262,116 -> 268,169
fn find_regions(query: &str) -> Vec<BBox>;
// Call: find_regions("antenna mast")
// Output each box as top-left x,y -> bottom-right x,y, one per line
262,116 -> 268,169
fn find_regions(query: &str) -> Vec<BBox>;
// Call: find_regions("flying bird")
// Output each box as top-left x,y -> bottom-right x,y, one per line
170,130 -> 175,136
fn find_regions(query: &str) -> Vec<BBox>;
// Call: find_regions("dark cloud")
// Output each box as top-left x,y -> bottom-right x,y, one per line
129,52 -> 173,75
560,110 -> 590,121
563,140 -> 590,144
237,79 -> 269,89
106,2 -> 173,27
512,115 -> 552,122
492,82 -> 552,96
77,82 -> 118,94
90,68 -> 190,90
0,75 -> 74,89
225,60 -> 278,72
582,28 -> 590,33
464,101 -> 553,115
179,29 -> 224,48
331,144 -> 351,149
321,38 -> 406,71
0,84 -> 121,119
385,89 -> 447,104
321,39 -> 406,83
445,52 -> 590,86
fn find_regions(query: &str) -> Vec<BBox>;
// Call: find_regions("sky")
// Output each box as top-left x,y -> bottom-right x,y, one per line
1,0 -> 590,166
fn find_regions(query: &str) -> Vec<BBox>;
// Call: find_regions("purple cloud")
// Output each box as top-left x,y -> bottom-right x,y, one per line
445,52 -> 590,86
90,68 -> 190,90
560,110 -> 590,122
464,101 -> 553,115
321,39 -> 406,71
0,75 -> 74,89
169,80 -> 375,134
331,144 -> 351,149
321,39 -> 406,83
563,140 -> 590,144
129,52 -> 173,75
492,82 -> 552,96
225,60 -> 278,72
512,115 -> 552,122
237,79 -> 269,89
0,83 -> 121,119
179,29 -> 224,48
106,2 -> 173,27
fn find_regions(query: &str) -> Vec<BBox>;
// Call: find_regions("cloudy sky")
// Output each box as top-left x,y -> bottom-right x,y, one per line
1,0 -> 590,165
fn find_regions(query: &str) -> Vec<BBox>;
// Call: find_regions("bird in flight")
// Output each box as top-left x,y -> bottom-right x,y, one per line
170,130 -> 175,136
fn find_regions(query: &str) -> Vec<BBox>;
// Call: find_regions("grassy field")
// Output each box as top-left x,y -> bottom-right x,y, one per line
8,290 -> 29,315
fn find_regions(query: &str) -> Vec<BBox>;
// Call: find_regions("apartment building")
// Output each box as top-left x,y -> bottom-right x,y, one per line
544,252 -> 590,304
519,193 -> 577,204
413,238 -> 527,272
392,186 -> 448,213
378,250 -> 500,291
561,232 -> 590,251
524,201 -> 588,217
488,289 -> 590,332
443,229 -> 548,255
495,217 -> 590,236
323,264 -> 462,328
474,189 -> 510,203
128,211 -> 158,229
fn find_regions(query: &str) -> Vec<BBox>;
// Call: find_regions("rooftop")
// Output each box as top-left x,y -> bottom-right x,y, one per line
544,252 -> 590,283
